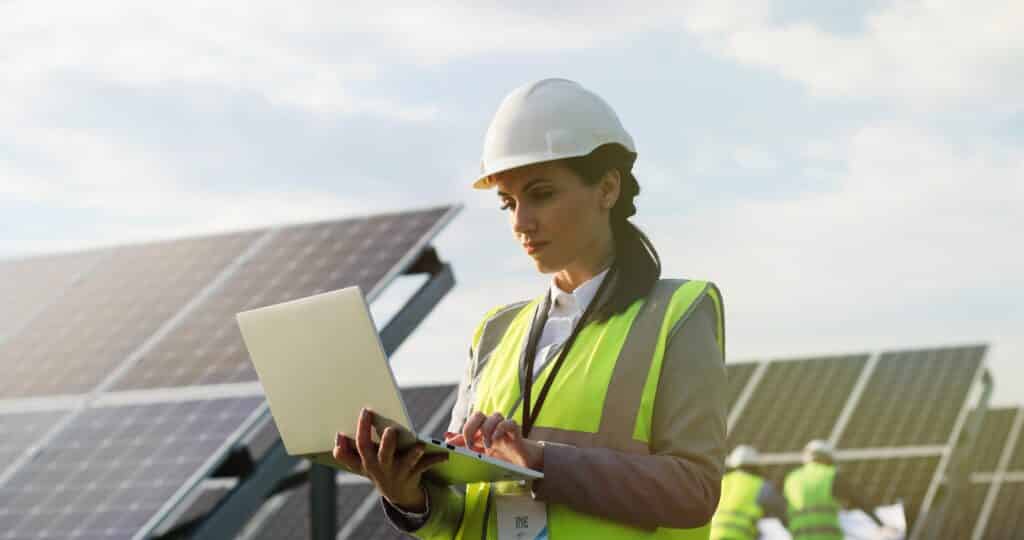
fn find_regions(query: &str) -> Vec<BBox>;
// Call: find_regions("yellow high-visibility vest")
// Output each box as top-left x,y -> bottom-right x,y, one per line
441,279 -> 724,540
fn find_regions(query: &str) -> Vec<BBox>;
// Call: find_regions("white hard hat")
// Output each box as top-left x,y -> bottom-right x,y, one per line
726,445 -> 760,468
803,439 -> 835,462
474,78 -> 636,189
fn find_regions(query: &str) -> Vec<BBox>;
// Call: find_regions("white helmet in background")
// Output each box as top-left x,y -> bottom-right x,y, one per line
474,78 -> 636,189
726,445 -> 761,469
803,439 -> 836,463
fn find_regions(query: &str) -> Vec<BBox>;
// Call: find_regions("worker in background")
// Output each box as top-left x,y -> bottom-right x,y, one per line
711,445 -> 788,540
784,439 -> 896,539
332,78 -> 728,539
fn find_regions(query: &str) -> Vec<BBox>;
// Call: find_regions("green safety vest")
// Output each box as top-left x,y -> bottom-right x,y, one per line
783,463 -> 842,540
710,470 -> 765,540
449,278 -> 724,540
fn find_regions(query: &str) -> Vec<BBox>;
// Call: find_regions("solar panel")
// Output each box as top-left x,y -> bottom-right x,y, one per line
0,410 -> 70,467
728,354 -> 867,452
970,408 -> 1017,473
0,231 -> 259,398
932,481 -> 989,538
724,362 -> 758,414
838,345 -> 984,449
1011,429 -> 1024,473
983,482 -> 1024,538
0,249 -> 107,341
112,207 -> 453,390
0,396 -> 262,540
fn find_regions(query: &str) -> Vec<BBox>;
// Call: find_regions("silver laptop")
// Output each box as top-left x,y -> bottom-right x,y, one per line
236,286 -> 542,485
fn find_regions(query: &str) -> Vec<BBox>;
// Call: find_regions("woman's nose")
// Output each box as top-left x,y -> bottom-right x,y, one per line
512,205 -> 536,235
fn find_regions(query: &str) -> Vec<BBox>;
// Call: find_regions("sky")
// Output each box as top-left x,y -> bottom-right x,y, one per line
2,1 -> 1022,404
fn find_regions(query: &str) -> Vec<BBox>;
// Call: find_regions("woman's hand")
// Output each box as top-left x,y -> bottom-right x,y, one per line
332,408 -> 448,512
444,411 -> 544,471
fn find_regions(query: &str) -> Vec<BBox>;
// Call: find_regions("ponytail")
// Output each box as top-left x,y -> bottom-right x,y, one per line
562,144 -> 661,322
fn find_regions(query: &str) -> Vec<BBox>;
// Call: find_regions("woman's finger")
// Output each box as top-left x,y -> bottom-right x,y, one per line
397,443 -> 427,476
377,427 -> 397,469
355,408 -> 381,475
332,433 -> 363,473
410,453 -> 449,478
461,411 -> 487,449
491,419 -> 520,444
480,412 -> 504,449
444,431 -> 465,446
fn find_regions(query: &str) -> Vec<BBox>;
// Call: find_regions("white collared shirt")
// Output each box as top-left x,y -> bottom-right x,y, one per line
531,267 -> 610,376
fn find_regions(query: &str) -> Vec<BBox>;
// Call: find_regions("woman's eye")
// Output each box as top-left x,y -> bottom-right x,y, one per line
500,200 -> 515,211
530,190 -> 553,202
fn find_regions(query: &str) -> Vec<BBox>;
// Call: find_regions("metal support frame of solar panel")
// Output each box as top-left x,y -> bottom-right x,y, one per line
227,385 -> 458,540
0,205 -> 460,540
725,344 -> 989,538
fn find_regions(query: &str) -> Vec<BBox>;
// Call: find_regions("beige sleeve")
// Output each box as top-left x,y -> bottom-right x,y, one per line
531,295 -> 727,529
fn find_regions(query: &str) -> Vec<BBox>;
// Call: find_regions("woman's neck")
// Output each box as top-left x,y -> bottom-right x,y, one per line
554,243 -> 614,293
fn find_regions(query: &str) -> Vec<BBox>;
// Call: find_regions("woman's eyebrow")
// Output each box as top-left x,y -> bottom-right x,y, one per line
497,179 -> 551,197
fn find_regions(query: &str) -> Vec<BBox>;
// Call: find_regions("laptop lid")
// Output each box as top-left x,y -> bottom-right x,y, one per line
236,286 -> 412,456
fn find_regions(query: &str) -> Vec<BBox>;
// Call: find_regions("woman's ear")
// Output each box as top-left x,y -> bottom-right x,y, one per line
599,169 -> 622,210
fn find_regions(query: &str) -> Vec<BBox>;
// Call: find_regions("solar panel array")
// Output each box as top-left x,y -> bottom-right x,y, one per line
724,344 -> 986,530
0,206 -> 458,540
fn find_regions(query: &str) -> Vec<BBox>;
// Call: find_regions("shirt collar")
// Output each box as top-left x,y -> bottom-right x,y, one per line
548,266 -> 611,318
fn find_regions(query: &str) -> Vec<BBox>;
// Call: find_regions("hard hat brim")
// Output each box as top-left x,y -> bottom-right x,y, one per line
472,151 -> 590,190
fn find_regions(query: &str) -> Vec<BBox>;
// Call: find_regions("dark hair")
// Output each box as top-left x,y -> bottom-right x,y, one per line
562,143 -> 661,322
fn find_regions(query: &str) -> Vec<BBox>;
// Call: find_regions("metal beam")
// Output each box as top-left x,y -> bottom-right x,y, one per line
310,465 -> 337,540
185,440 -> 301,540
379,261 -> 455,355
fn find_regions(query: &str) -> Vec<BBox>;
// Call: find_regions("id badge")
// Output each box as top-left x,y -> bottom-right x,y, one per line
494,481 -> 548,540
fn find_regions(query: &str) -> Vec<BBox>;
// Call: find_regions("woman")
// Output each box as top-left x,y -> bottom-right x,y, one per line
332,78 -> 727,539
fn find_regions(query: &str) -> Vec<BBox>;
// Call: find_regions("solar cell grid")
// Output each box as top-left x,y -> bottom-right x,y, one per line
0,410 -> 69,470
1010,428 -> 1024,472
0,250 -> 106,341
982,482 -> 1024,539
0,396 -> 261,540
725,362 -> 757,414
0,231 -> 259,398
113,207 -> 452,390
728,355 -> 867,453
970,408 -> 1016,473
932,481 -> 989,539
838,345 -> 984,449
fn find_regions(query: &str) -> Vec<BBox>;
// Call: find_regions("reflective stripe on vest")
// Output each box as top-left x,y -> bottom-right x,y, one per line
710,471 -> 764,540
784,463 -> 842,539
456,278 -> 724,540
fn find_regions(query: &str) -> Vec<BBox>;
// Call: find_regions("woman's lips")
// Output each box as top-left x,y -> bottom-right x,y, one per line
524,242 -> 549,254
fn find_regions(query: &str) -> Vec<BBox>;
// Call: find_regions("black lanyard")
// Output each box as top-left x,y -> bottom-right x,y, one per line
520,267 -> 615,438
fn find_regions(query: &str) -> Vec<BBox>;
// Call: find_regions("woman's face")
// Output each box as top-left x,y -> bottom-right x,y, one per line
493,161 -> 615,274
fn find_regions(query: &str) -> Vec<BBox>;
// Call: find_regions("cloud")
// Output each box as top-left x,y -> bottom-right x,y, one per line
0,1 -> 437,121
648,121 -> 1023,365
683,0 -> 1024,106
